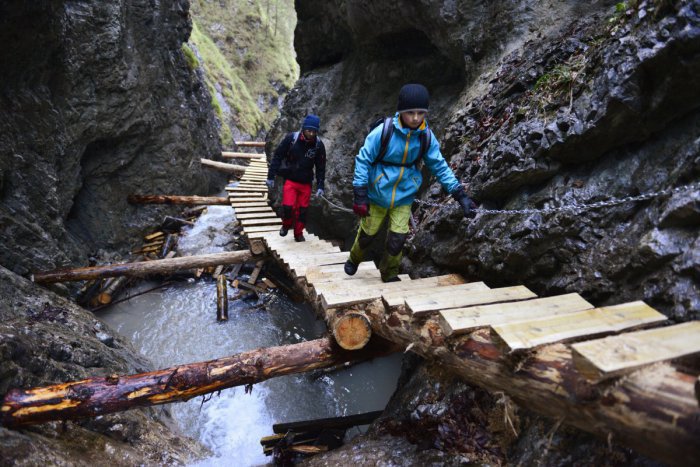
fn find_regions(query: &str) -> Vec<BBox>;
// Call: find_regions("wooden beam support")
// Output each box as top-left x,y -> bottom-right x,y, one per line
0,338 -> 397,428
200,158 -> 246,174
235,141 -> 266,148
222,151 -> 265,159
33,251 -> 254,284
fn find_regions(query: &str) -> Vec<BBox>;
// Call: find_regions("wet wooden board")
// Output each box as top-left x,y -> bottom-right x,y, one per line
226,186 -> 267,192
228,192 -> 265,198
231,204 -> 270,210
229,197 -> 269,203
244,226 -> 284,236
320,276 -> 480,310
304,262 -> 378,280
240,218 -> 282,226
282,253 -> 350,276
406,286 -> 537,316
571,321 -> 700,381
305,268 -> 382,284
438,293 -> 594,336
269,241 -> 341,254
491,301 -> 667,352
232,206 -> 275,214
259,232 -> 321,243
382,281 -> 490,309
235,212 -> 278,220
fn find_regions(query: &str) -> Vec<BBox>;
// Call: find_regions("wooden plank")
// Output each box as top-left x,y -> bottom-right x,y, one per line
571,321 -> 700,381
305,268 -> 382,284
235,212 -> 278,220
240,218 -> 282,226
244,226 -> 282,234
228,192 -> 265,198
231,202 -> 270,207
407,286 -> 537,316
233,206 -> 276,214
321,278 -> 485,310
235,141 -> 266,147
222,151 -> 264,159
229,197 -> 269,203
304,262 -> 378,278
492,301 -> 667,352
269,242 -> 340,254
226,186 -> 267,193
438,293 -> 594,336
382,280 -> 488,308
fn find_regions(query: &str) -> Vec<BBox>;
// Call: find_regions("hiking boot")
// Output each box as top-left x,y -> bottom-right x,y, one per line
382,276 -> 401,283
294,234 -> 305,242
279,226 -> 288,237
344,259 -> 358,276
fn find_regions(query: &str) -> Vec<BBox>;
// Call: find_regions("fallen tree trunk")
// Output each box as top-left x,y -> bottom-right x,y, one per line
33,251 -> 254,284
128,195 -> 229,205
0,337 -> 396,428
200,158 -> 246,174
359,299 -> 700,466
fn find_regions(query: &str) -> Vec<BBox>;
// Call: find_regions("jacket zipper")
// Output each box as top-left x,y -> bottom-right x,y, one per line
372,173 -> 384,186
390,130 -> 411,208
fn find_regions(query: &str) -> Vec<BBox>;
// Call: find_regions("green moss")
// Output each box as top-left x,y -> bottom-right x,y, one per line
181,43 -> 199,70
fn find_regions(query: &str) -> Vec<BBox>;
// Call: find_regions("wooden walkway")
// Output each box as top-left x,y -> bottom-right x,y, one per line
226,150 -> 700,465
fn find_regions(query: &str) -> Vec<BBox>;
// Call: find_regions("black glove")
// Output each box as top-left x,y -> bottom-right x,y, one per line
452,187 -> 477,219
353,186 -> 370,217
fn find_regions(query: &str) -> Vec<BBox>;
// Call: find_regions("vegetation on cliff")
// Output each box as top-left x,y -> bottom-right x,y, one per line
187,0 -> 299,144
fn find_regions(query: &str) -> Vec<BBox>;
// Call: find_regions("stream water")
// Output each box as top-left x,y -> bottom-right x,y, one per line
99,206 -> 402,466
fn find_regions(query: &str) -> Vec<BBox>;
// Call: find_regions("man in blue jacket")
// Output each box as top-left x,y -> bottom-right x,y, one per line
344,84 -> 476,282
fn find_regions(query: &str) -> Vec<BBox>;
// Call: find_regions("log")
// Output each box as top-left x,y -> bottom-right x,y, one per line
162,216 -> 194,229
0,337 -> 397,427
272,410 -> 383,434
96,276 -> 130,306
200,158 -> 246,174
217,275 -> 228,322
160,233 -> 178,258
128,195 -> 229,205
182,205 -> 208,218
327,309 -> 372,350
33,251 -> 254,284
235,141 -> 266,148
222,151 -> 265,159
358,298 -> 700,466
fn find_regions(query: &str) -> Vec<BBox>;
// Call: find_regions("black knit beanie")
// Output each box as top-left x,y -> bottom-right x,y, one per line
397,84 -> 429,112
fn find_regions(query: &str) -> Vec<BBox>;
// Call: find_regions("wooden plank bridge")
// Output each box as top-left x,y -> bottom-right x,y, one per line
226,150 -> 700,465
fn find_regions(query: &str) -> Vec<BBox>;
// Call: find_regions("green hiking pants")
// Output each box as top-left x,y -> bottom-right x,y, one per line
349,203 -> 411,280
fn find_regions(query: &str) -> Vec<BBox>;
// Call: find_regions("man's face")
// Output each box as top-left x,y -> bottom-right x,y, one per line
399,110 -> 427,129
302,129 -> 317,141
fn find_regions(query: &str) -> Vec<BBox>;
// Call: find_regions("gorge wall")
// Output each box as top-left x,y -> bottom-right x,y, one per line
0,0 -> 223,278
271,0 -> 700,321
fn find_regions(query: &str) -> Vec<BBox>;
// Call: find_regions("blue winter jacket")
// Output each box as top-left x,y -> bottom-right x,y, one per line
353,113 -> 460,208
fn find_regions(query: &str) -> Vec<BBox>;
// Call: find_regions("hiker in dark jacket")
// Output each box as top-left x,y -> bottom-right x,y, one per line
267,114 -> 326,242
344,84 -> 477,282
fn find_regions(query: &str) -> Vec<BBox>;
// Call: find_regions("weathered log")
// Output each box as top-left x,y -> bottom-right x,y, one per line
32,251 -> 254,284
182,205 -> 208,218
222,151 -> 265,159
0,337 -> 396,428
234,141 -> 266,148
217,275 -> 228,322
162,216 -> 194,229
96,276 -> 130,306
327,309 -> 372,350
128,195 -> 229,205
200,158 -> 246,174
272,410 -> 383,434
358,299 -> 700,466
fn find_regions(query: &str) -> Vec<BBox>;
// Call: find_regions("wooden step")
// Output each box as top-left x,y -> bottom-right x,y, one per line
382,280 -> 489,309
320,275 -> 476,310
438,293 -> 594,336
406,286 -> 537,316
305,268 -> 382,284
222,151 -> 264,159
235,212 -> 278,220
240,218 -> 282,227
244,226 -> 283,236
228,191 -> 265,198
571,321 -> 700,381
491,301 -> 667,352
235,141 -> 266,147
269,243 -> 340,255
304,262 -> 378,280
230,197 -> 269,203
226,186 -> 267,193
283,253 -> 350,276
232,206 -> 276,213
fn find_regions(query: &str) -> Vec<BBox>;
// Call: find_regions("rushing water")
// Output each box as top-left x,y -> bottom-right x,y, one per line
99,206 -> 402,466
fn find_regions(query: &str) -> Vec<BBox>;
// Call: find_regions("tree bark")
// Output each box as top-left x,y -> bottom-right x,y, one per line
33,251 -> 254,284
358,299 -> 700,466
128,195 -> 229,205
217,275 -> 228,322
0,337 -> 396,428
200,158 -> 246,174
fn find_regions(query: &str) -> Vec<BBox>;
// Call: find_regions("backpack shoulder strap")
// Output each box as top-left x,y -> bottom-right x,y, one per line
371,117 -> 394,166
286,131 -> 299,158
418,128 -> 432,161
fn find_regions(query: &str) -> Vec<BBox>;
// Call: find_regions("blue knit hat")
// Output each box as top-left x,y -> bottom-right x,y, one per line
302,114 -> 320,131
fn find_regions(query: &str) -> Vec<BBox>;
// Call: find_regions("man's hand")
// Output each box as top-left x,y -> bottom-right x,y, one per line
266,179 -> 274,189
316,188 -> 324,197
452,187 -> 477,219
353,186 -> 370,217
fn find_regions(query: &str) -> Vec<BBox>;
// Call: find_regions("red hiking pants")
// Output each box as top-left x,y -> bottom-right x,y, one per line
281,180 -> 311,237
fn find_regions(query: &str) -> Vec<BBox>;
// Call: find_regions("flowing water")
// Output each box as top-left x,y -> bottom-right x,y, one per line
99,206 -> 402,466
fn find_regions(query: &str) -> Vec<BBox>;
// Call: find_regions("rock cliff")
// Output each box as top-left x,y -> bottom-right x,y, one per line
271,0 -> 700,320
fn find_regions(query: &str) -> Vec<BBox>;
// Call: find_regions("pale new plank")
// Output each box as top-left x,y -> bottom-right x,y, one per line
226,186 -> 267,192
320,276 -> 477,310
244,226 -> 283,235
304,262 -> 378,278
571,321 -> 700,381
438,293 -> 594,336
229,197 -> 269,203
240,218 -> 282,226
231,203 -> 270,209
305,269 -> 382,284
407,286 -> 537,316
228,192 -> 265,198
492,301 -> 667,352
235,212 -> 278,220
233,206 -> 275,213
